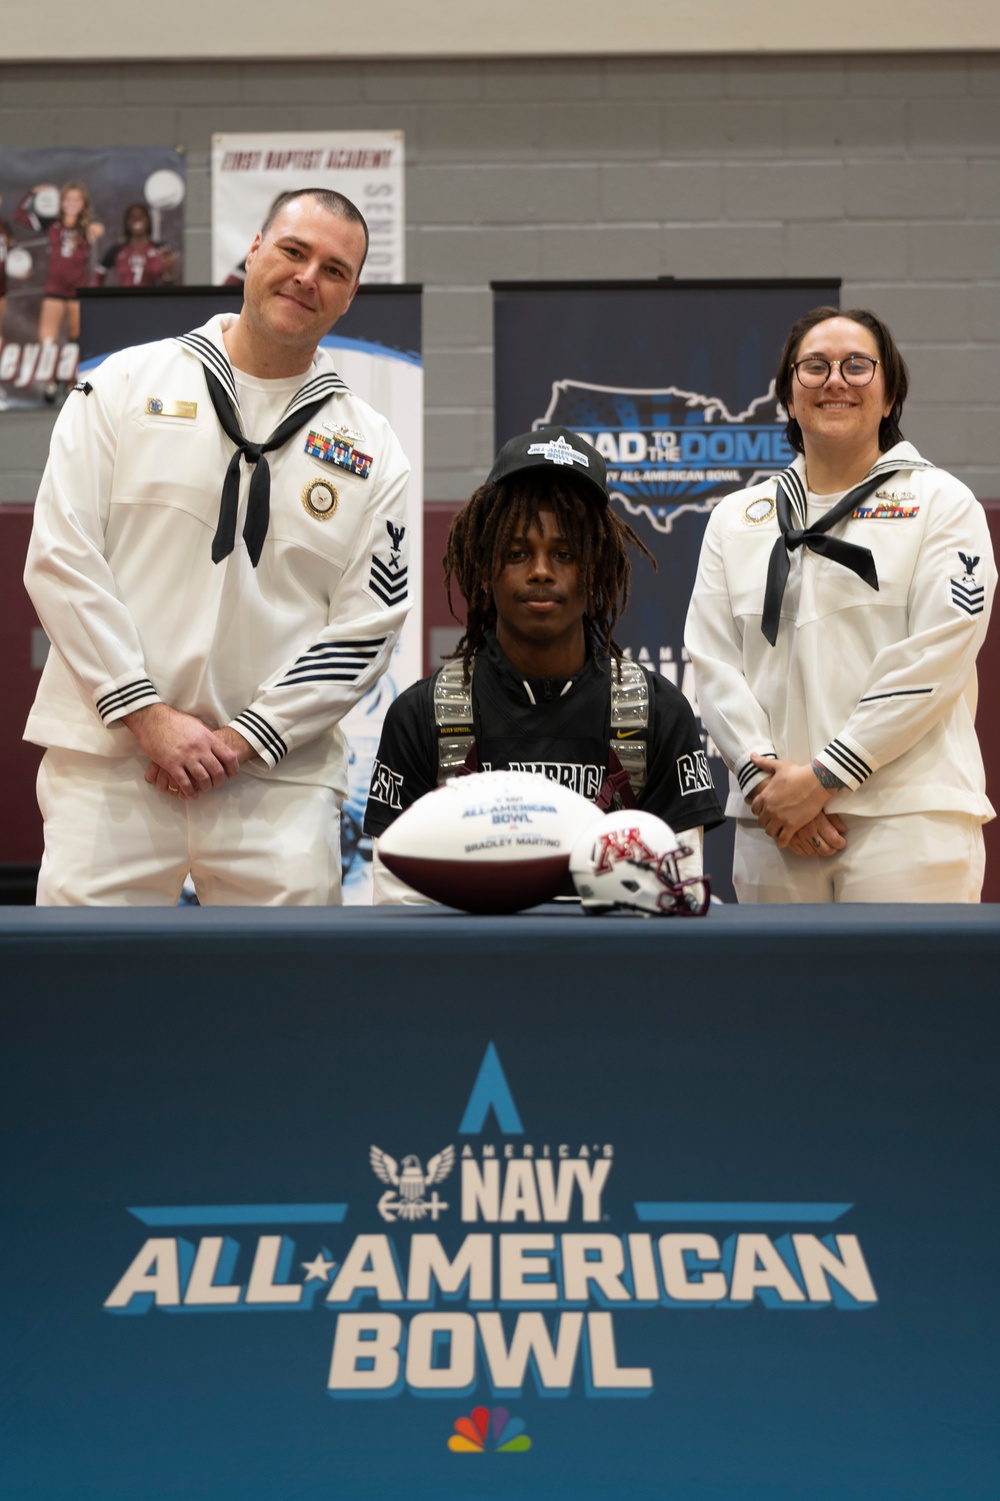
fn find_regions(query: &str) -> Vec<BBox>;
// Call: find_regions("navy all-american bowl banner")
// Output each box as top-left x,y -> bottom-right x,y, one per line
1,904 -> 998,1500
77,284 -> 424,901
493,279 -> 839,898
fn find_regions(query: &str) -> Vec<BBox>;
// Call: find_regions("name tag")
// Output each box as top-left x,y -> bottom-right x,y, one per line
145,398 -> 197,419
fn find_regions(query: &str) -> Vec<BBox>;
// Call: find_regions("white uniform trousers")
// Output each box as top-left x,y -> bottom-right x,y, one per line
36,748 -> 342,907
733,811 -> 985,905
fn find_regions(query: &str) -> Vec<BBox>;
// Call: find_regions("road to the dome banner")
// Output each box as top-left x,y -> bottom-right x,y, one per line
492,279 -> 839,897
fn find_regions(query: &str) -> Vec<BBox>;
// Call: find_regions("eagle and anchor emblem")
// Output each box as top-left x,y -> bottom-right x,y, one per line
370,1144 -> 456,1222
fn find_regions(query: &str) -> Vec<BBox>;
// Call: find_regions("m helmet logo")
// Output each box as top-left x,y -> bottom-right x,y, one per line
594,826 -> 656,873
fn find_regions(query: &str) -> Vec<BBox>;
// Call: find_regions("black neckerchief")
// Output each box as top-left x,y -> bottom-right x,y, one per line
175,327 -> 349,568
761,468 -> 896,646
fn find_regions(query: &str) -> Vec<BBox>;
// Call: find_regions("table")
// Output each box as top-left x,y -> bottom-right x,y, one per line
2,905 -> 998,1499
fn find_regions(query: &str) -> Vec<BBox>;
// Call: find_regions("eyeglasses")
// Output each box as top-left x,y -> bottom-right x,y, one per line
792,356 -> 881,388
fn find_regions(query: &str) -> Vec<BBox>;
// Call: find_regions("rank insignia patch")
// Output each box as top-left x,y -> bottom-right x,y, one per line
145,398 -> 197,419
368,521 -> 408,607
305,428 -> 373,479
950,552 -> 984,615
743,496 -> 775,526
302,478 -> 338,520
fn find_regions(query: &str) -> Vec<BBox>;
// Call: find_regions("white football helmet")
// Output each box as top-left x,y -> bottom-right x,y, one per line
569,810 -> 710,916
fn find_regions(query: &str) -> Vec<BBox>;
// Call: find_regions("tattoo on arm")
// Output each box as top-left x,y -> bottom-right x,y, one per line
812,759 -> 846,790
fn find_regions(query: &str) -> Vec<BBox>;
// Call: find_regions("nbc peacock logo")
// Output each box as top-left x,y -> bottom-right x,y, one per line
448,1405 -> 532,1454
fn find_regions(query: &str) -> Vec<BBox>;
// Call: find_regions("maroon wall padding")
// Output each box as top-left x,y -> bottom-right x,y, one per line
422,500 -> 465,675
6,498 -> 1000,899
0,507 -> 44,862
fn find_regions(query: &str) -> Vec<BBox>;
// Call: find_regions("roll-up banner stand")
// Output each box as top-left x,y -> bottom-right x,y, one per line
77,284 -> 424,901
493,279 -> 839,901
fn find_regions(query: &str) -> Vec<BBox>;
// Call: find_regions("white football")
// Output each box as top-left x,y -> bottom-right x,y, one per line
378,770 -> 601,913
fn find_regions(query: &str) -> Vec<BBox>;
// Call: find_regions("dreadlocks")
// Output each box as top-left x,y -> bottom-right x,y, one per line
443,471 -> 655,678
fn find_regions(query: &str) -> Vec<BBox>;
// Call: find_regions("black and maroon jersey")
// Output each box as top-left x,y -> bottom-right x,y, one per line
364,633 -> 725,840
0,223 -> 11,298
93,240 -> 171,289
43,223 -> 91,299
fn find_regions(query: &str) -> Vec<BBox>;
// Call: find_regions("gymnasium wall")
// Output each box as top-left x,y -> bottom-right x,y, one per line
1,49 -> 998,885
0,51 -> 998,507
6,1 -> 1000,61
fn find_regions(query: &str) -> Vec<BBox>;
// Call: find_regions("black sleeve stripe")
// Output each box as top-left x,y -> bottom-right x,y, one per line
95,678 -> 156,711
277,639 -> 388,686
823,740 -> 872,782
859,687 -> 935,703
278,671 -> 368,684
299,638 -> 387,656
233,710 -> 287,762
737,753 -> 775,790
293,649 -> 382,666
95,679 -> 157,720
286,654 -> 379,671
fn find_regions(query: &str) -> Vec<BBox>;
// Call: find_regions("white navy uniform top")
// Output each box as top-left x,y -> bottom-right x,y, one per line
24,313 -> 412,796
684,442 -> 996,821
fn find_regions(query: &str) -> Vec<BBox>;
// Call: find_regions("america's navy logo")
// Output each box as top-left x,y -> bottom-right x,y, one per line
370,1144 -> 455,1222
533,379 -> 793,534
951,552 -> 985,616
368,521 -> 408,608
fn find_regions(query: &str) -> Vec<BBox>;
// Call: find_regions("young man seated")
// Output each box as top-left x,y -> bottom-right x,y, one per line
363,426 -> 724,903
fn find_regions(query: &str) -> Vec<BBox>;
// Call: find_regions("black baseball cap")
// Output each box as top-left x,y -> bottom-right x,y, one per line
486,426 -> 609,507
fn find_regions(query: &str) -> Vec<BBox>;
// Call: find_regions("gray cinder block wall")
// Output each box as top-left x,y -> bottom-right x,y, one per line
0,50 -> 997,503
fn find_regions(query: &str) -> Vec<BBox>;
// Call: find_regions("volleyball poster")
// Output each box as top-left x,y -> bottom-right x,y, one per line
0,146 -> 186,412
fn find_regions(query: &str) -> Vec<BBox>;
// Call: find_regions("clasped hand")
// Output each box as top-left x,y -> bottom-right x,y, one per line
123,703 -> 255,800
748,753 -> 846,858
